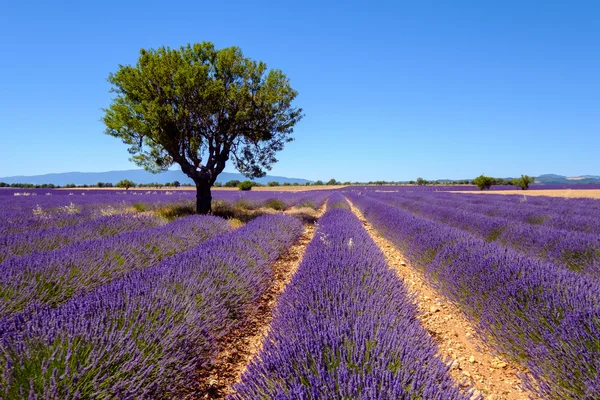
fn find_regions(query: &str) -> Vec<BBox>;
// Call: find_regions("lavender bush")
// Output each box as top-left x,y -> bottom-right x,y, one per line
0,213 -> 164,262
234,205 -> 470,399
0,215 -> 230,316
348,193 -> 600,399
0,214 -> 303,399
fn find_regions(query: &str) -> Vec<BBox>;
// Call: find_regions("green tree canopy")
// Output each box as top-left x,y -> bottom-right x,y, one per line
115,179 -> 136,190
224,180 -> 241,188
513,174 -> 534,190
238,180 -> 254,191
473,175 -> 494,190
103,42 -> 303,214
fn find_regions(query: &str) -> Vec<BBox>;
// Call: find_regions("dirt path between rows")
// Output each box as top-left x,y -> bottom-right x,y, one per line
191,205 -> 325,399
348,200 -> 535,400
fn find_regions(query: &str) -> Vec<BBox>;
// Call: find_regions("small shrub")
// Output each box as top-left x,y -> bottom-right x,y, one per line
133,203 -> 148,212
234,199 -> 256,210
155,204 -> 195,220
298,201 -> 317,210
297,200 -> 317,210
238,181 -> 254,191
264,199 -> 287,211
212,200 -> 235,218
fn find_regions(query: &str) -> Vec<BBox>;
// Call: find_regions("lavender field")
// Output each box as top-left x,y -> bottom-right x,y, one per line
0,187 -> 598,399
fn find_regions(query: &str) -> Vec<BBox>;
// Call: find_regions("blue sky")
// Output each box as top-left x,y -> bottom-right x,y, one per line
1,1 -> 598,182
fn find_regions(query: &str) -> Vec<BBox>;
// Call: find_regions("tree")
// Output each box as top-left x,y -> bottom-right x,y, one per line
314,180 -> 324,186
238,180 -> 254,191
172,180 -> 180,188
116,179 -> 136,190
416,177 -> 426,186
224,180 -> 241,188
473,175 -> 493,190
268,181 -> 280,187
103,42 -> 303,214
326,178 -> 338,186
513,174 -> 534,190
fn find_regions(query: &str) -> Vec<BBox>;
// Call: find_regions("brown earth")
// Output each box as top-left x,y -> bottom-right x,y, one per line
189,204 -> 325,399
348,200 -> 536,400
454,189 -> 600,198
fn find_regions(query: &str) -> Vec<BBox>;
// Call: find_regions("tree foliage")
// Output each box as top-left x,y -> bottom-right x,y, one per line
103,42 -> 303,213
115,179 -> 136,190
513,174 -> 534,190
238,180 -> 254,191
224,180 -> 241,188
473,175 -> 494,190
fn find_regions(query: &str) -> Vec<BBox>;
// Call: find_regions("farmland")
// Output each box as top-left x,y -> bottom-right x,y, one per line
0,187 -> 598,399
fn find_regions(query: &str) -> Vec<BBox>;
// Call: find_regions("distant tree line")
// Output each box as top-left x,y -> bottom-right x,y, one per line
0,176 -> 537,190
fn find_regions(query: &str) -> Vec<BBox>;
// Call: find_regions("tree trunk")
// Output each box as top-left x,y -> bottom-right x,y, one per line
195,180 -> 212,214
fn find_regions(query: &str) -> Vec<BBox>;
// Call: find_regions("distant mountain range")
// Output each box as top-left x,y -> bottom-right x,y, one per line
1,170 -> 598,186
534,174 -> 600,185
0,170 -> 312,186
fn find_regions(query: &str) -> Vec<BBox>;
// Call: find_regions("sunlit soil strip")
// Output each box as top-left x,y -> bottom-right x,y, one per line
190,203 -> 326,399
348,199 -> 535,400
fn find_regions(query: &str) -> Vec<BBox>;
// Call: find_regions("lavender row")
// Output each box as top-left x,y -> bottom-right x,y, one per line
366,193 -> 600,275
0,191 -> 195,236
0,213 -> 164,263
349,193 -> 600,399
344,187 -> 600,220
0,214 -> 303,398
234,206 -> 469,399
0,189 -> 331,236
212,189 -> 332,209
0,214 -> 231,317
325,192 -> 351,209
364,190 -> 600,235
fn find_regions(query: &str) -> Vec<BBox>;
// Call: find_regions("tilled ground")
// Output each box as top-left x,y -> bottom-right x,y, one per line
348,200 -> 536,400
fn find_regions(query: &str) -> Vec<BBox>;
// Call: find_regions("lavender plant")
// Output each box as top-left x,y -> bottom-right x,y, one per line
234,205 -> 470,399
348,193 -> 600,399
0,214 -> 303,399
0,215 -> 231,316
0,213 -> 164,262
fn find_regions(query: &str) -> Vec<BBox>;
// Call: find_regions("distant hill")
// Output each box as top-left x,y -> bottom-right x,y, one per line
535,174 -> 600,185
0,170 -> 312,186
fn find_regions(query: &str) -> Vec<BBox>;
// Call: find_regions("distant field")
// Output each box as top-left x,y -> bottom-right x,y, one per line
56,185 -> 346,192
456,189 -> 600,198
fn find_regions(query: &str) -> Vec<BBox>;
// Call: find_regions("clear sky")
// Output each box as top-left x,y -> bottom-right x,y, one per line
1,1 -> 598,182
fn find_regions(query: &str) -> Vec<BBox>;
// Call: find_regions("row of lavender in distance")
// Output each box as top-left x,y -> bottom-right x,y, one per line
348,193 -> 600,399
0,214 -> 231,317
0,213 -> 164,262
234,199 -> 470,399
366,192 -> 600,275
348,186 -> 600,230
0,188 -> 332,236
0,214 -> 303,399
365,190 -> 600,235
0,190 -> 195,236
212,189 -> 332,209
